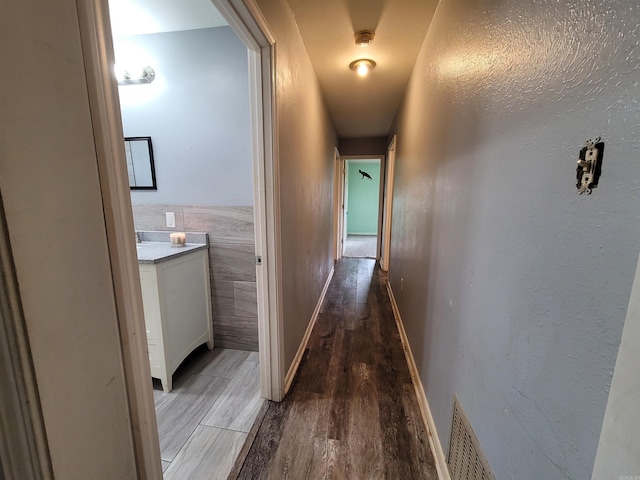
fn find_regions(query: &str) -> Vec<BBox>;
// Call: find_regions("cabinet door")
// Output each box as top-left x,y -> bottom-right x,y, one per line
138,268 -> 161,344
159,253 -> 210,367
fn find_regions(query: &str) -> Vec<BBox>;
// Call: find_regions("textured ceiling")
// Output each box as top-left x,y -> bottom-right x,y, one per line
108,0 -> 438,138
286,0 -> 438,138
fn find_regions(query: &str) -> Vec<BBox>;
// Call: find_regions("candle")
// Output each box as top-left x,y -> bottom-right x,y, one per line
169,232 -> 186,247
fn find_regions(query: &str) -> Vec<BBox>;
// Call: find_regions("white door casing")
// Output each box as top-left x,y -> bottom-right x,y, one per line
381,136 -> 396,271
341,155 -> 385,258
333,147 -> 342,261
0,192 -> 53,480
343,160 -> 349,253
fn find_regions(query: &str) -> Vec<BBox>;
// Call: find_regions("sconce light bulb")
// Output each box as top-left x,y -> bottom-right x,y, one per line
357,63 -> 369,76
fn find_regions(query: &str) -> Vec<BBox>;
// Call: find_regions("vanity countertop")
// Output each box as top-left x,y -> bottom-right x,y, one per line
136,242 -> 208,264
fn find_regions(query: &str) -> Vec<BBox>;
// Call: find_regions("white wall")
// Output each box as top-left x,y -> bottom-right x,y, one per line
255,0 -> 338,371
592,251 -> 640,479
0,1 -> 137,479
389,0 -> 640,478
118,27 -> 253,206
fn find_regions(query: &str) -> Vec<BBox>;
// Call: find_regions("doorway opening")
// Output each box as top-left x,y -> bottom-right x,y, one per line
108,0 -> 265,475
78,0 -> 281,476
339,157 -> 384,259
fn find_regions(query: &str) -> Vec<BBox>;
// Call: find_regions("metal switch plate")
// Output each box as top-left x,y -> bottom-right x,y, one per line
576,137 -> 604,194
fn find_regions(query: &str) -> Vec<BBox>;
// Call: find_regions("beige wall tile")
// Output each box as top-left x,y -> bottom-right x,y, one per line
210,244 -> 256,282
132,204 -> 185,231
212,315 -> 258,351
183,205 -> 254,244
234,281 -> 258,318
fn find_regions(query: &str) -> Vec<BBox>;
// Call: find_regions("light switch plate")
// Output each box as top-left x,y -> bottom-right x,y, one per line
165,212 -> 176,228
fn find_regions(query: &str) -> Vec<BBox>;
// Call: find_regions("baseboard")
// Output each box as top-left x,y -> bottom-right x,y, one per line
284,266 -> 335,394
386,282 -> 451,480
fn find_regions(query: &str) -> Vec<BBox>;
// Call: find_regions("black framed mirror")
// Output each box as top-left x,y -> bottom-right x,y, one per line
125,137 -> 157,190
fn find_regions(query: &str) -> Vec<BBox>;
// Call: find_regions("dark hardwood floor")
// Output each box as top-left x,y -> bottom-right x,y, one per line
229,258 -> 438,479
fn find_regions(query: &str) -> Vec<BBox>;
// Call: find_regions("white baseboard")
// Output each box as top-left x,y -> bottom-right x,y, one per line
284,266 -> 335,394
386,282 -> 451,480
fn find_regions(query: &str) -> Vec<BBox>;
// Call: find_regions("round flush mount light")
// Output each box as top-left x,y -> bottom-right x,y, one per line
355,30 -> 374,47
349,58 -> 376,77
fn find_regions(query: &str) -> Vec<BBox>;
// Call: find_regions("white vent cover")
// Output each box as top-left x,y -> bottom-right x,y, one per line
447,397 -> 495,480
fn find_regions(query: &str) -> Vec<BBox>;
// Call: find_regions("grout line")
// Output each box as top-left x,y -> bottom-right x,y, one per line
156,347 -> 262,478
161,421 -> 202,464
225,401 -> 271,480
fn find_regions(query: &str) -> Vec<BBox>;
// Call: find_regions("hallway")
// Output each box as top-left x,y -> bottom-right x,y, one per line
230,258 -> 437,479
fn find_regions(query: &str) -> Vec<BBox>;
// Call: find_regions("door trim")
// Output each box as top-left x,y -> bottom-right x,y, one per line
211,0 -> 284,402
333,147 -> 343,261
340,155 -> 385,258
77,0 -> 282,476
0,192 -> 53,480
381,136 -> 396,271
76,1 -> 162,476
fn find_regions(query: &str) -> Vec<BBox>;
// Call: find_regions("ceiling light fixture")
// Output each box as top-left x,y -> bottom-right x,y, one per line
349,59 -> 376,77
355,30 -> 374,47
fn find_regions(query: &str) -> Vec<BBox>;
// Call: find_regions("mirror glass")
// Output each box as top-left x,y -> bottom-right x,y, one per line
125,137 -> 157,190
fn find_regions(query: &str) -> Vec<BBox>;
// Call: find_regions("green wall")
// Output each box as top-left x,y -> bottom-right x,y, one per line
347,161 -> 380,234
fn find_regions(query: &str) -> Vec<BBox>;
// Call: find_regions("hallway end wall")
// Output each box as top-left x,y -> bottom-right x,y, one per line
255,0 -> 338,372
389,0 -> 640,479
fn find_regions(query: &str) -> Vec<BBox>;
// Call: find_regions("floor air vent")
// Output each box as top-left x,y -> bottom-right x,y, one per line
447,397 -> 495,480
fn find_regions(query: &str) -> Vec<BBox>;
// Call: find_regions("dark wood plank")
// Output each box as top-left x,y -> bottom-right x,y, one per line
230,258 -> 438,480
233,398 -> 291,480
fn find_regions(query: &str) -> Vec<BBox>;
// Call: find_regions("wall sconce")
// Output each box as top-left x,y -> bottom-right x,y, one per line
116,65 -> 156,85
349,59 -> 376,77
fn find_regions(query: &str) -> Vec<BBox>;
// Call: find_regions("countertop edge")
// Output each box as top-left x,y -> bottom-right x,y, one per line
136,243 -> 208,264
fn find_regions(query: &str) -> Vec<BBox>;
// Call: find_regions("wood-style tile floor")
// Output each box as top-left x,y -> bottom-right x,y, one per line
152,347 -> 263,479
230,258 -> 438,479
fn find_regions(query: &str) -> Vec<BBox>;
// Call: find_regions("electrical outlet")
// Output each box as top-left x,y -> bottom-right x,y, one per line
165,212 -> 176,228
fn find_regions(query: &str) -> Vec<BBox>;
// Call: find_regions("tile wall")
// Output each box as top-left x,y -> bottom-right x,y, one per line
132,204 -> 258,351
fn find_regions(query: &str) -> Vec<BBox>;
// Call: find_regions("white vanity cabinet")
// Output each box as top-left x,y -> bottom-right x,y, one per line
138,246 -> 213,392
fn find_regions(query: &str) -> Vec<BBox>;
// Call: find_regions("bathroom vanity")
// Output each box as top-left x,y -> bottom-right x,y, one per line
136,233 -> 213,392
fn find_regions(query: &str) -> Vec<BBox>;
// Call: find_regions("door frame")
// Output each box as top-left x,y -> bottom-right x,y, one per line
340,155 -> 385,258
380,136 -> 396,271
76,0 -> 282,477
210,0 -> 285,403
0,192 -> 53,480
343,159 -> 350,254
333,147 -> 343,261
